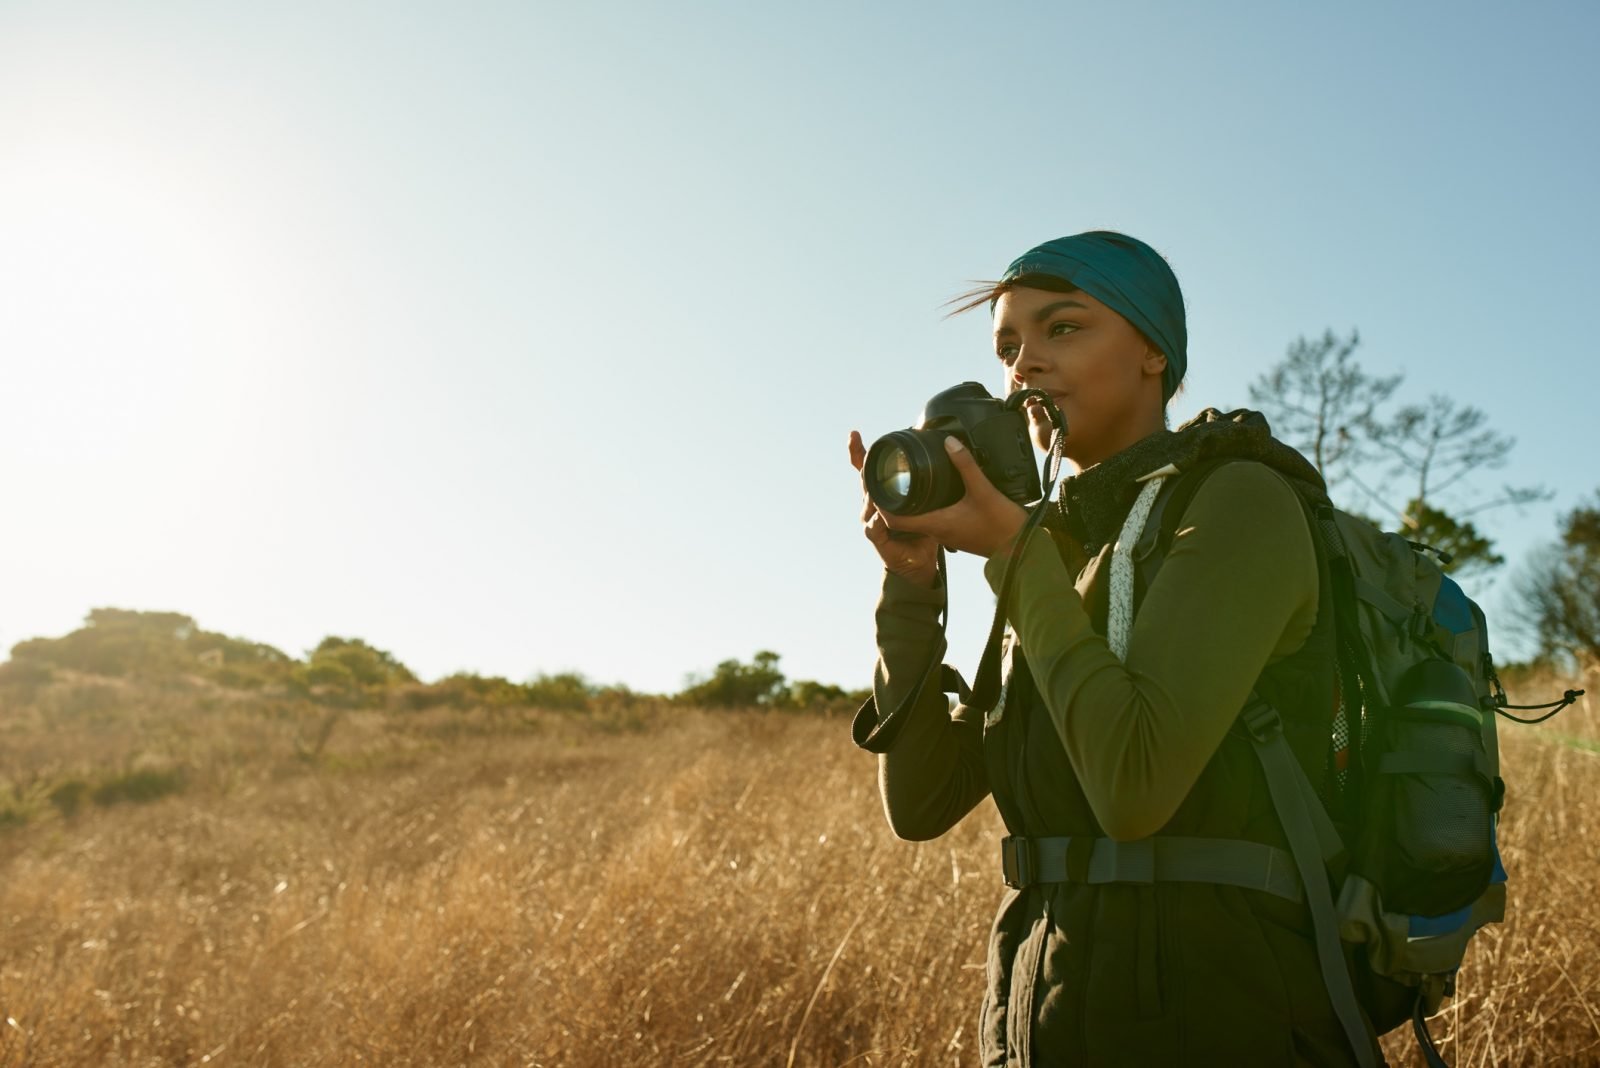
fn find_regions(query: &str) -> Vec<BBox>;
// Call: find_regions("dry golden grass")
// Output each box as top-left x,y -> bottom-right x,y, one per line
0,671 -> 1597,1066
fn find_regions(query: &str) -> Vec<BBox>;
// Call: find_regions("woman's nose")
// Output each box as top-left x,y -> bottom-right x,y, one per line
1011,344 -> 1050,388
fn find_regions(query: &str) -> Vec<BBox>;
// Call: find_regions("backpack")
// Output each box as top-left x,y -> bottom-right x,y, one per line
1126,443 -> 1582,1068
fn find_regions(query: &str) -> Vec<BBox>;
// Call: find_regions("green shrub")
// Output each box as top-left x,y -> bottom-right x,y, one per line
8,607 -> 295,688
48,779 -> 89,818
677,652 -> 786,708
91,768 -> 185,807
780,679 -> 869,712
305,637 -> 416,687
291,637 -> 417,707
0,658 -> 55,690
401,672 -> 532,711
523,672 -> 595,711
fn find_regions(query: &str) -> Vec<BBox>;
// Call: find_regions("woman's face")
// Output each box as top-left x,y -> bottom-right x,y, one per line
992,284 -> 1168,467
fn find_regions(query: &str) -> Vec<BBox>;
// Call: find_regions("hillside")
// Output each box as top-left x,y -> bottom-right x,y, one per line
0,660 -> 1596,1065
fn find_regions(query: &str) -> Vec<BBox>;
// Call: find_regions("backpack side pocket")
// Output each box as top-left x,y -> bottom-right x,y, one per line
1359,658 -> 1496,917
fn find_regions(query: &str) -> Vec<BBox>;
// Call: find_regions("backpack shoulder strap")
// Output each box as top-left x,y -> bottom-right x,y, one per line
1132,456 -> 1249,608
1240,695 -> 1379,1067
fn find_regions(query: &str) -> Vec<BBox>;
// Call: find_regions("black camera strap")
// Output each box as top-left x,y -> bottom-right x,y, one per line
964,427 -> 1065,716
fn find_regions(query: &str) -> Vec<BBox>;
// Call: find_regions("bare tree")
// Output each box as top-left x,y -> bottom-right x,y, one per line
1250,334 -> 1544,577
1371,394 -> 1550,518
1510,492 -> 1600,675
1351,394 -> 1551,576
1247,328 -> 1402,490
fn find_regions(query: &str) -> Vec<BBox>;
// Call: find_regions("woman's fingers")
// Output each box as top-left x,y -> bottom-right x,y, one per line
864,511 -> 889,545
854,434 -> 879,523
867,511 -> 929,549
866,513 -> 936,578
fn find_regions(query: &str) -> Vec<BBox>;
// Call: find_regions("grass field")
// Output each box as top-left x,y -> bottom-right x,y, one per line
0,671 -> 1596,1066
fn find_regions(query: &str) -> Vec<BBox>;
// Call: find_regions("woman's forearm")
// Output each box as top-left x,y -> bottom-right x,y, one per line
858,570 -> 990,841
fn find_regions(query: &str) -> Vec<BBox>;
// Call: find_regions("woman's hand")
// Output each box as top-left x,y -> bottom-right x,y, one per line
849,430 -> 939,588
849,431 -> 1031,565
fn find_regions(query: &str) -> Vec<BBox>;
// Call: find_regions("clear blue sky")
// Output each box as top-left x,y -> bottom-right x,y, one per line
2,1 -> 1595,693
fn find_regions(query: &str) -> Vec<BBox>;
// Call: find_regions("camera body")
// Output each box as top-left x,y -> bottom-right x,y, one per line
864,382 -> 1046,516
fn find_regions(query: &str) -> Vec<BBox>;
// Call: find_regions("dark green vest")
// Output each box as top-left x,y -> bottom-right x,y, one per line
973,463 -> 1377,1066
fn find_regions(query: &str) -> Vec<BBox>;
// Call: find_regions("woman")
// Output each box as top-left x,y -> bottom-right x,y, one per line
846,231 -> 1385,1066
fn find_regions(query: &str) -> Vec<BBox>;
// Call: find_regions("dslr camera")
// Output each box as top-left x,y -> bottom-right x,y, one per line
864,382 -> 1058,516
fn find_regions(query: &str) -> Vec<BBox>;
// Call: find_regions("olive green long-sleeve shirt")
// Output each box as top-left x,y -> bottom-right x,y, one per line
869,460 -> 1319,843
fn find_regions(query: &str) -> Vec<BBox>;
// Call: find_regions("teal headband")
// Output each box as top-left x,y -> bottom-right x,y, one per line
1000,230 -> 1187,401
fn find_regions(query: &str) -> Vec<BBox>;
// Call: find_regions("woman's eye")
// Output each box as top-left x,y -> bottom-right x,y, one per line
996,343 -> 1018,361
1049,321 -> 1079,337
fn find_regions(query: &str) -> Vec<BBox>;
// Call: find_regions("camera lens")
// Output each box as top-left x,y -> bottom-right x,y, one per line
874,444 -> 913,506
864,430 -> 963,515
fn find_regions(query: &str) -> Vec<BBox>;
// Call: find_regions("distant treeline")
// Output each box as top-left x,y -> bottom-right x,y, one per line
0,608 -> 867,713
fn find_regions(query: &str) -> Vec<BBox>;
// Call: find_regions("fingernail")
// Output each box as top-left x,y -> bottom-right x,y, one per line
944,437 -> 964,454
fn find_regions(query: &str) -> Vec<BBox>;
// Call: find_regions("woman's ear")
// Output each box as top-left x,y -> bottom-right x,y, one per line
1143,348 -> 1168,377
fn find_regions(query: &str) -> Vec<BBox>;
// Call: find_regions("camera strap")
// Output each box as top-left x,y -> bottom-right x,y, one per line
964,426 -> 1067,717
